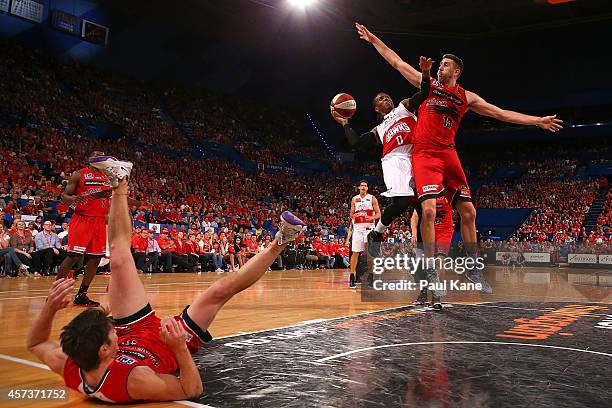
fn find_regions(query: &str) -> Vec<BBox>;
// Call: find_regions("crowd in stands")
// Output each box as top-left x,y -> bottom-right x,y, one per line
589,188 -> 611,243
0,40 -> 611,277
475,155 -> 608,243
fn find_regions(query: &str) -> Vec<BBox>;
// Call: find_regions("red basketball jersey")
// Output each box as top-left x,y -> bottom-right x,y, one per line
353,194 -> 375,225
375,103 -> 416,158
74,168 -> 111,217
414,78 -> 469,148
63,315 -> 178,403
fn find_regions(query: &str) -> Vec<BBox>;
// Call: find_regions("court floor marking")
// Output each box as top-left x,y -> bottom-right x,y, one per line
214,303 -> 421,339
315,341 -> 612,363
0,353 -> 51,370
0,288 -> 370,301
0,276 -> 330,295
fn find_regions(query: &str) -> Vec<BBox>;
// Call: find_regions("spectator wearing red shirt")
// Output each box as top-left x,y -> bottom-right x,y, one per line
335,237 -> 350,268
246,234 -> 259,260
174,231 -> 196,272
157,227 -> 189,272
131,229 -> 148,271
197,232 -> 213,271
21,198 -> 37,215
187,234 -> 200,270
313,237 -> 335,269
156,228 -> 177,272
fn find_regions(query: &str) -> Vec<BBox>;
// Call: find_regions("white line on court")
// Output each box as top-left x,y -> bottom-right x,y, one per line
0,353 -> 51,370
315,341 -> 612,363
215,304 -> 421,339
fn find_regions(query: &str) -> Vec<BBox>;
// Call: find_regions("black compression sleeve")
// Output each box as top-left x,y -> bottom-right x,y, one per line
407,75 -> 431,110
343,124 -> 375,146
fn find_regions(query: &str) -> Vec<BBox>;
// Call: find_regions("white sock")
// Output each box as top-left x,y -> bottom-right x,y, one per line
374,221 -> 388,233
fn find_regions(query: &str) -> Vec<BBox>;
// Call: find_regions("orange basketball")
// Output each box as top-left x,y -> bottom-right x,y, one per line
330,93 -> 356,119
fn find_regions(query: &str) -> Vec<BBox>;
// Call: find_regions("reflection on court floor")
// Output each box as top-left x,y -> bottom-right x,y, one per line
196,301 -> 612,408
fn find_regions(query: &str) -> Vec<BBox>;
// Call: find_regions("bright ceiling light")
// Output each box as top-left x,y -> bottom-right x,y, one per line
288,0 -> 317,9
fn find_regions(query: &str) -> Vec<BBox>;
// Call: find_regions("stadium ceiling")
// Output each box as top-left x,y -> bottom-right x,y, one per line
328,0 -> 612,40
98,0 -> 612,41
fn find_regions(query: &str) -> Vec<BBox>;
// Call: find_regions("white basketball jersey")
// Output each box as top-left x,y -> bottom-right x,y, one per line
353,194 -> 374,226
375,103 -> 416,158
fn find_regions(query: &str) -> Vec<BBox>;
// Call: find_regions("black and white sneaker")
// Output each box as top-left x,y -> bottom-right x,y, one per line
89,155 -> 133,187
465,268 -> 493,294
425,267 -> 447,297
274,211 -> 306,245
349,273 -> 357,288
367,230 -> 383,258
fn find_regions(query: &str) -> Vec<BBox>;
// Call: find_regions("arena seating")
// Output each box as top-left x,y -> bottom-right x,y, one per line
1,38 -> 610,278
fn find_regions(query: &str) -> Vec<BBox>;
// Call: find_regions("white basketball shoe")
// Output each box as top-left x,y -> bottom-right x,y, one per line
275,211 -> 307,245
89,155 -> 133,187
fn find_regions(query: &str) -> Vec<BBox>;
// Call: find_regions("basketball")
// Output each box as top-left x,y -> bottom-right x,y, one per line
331,93 -> 356,119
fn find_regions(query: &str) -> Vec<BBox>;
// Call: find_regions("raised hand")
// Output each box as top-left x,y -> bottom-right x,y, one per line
355,22 -> 376,43
160,317 -> 188,351
537,115 -> 564,132
46,278 -> 75,312
330,106 -> 348,126
419,56 -> 434,74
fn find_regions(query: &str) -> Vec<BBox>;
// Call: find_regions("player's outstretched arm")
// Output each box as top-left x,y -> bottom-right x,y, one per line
331,108 -> 378,146
356,22 -> 422,88
467,91 -> 564,132
26,278 -> 73,375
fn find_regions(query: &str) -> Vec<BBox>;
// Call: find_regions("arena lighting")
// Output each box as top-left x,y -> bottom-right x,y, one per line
547,0 -> 575,4
288,0 -> 317,9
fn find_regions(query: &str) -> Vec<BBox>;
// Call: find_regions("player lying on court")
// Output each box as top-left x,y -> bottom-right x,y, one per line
26,156 -> 307,403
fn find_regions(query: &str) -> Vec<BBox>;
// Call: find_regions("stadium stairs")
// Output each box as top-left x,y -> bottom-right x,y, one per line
582,184 -> 610,236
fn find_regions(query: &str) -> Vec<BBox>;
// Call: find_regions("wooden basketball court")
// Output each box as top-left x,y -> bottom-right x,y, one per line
1,267 -> 610,407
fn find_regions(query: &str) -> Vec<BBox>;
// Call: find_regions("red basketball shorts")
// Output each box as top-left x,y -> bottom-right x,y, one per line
412,147 -> 471,202
114,304 -> 212,359
67,214 -> 107,255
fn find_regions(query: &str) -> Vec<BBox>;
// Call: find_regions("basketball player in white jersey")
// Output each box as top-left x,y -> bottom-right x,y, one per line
348,180 -> 381,287
332,57 -> 445,297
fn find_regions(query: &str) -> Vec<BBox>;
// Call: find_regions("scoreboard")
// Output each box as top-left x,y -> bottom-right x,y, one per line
10,0 -> 43,23
81,19 -> 109,46
51,10 -> 81,36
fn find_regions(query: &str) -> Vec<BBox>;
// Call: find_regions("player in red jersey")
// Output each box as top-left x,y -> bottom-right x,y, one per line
56,151 -> 143,306
26,157 -> 307,404
356,23 -> 562,293
55,151 -> 116,307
